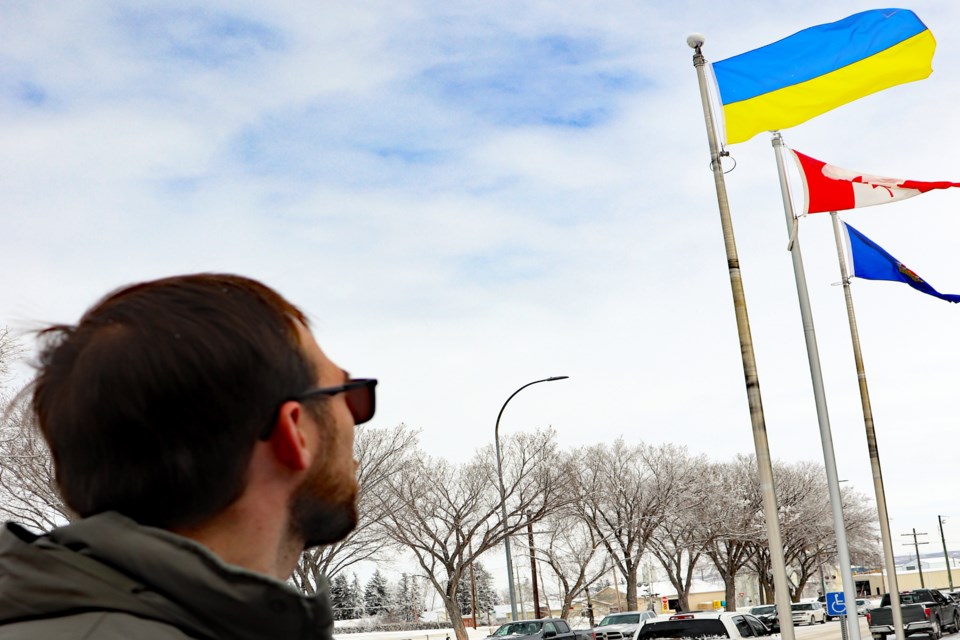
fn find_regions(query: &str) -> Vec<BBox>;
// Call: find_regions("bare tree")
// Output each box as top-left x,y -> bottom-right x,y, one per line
746,460 -> 879,602
780,482 -> 877,600
0,328 -> 21,384
576,440 -> 687,611
648,450 -> 709,612
379,429 -> 562,640
293,422 -> 418,594
696,456 -> 764,611
841,486 -> 881,571
0,328 -> 71,531
537,507 -> 610,619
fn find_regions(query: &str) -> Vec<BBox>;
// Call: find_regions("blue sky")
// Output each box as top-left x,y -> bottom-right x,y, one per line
3,0 -> 960,587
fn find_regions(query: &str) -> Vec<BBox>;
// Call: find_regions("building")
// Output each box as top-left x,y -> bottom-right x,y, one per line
854,558 -> 960,596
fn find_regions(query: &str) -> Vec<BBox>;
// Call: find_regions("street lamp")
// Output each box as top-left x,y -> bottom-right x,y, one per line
495,375 -> 569,621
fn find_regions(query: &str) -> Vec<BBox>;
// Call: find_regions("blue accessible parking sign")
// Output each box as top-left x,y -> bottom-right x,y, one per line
826,592 -> 846,617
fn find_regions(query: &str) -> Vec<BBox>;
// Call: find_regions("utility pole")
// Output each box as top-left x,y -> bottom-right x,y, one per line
610,564 -> 622,612
902,529 -> 929,588
470,541 -> 478,629
539,561 -> 552,616
526,513 -> 541,617
585,587 -> 596,627
939,516 -> 954,591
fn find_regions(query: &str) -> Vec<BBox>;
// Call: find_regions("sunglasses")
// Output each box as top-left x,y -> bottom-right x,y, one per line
260,378 -> 378,440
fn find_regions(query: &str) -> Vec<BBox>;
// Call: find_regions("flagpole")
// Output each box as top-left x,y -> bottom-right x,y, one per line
830,212 -> 905,640
689,37 -> 795,640
771,134 -> 861,640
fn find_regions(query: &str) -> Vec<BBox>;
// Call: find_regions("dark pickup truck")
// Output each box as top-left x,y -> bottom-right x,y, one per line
867,589 -> 960,640
485,618 -> 591,640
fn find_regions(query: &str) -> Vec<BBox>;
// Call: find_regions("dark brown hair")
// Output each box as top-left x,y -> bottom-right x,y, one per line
32,274 -> 315,528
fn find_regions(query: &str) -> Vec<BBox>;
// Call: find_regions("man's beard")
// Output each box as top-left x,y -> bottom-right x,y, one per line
289,462 -> 359,550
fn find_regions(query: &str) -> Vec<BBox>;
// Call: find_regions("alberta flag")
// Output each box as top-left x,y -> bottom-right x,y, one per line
843,221 -> 960,303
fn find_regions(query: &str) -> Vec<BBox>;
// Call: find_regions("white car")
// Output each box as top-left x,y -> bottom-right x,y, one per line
633,611 -> 773,639
791,601 -> 826,625
856,599 -> 876,616
593,612 -> 658,640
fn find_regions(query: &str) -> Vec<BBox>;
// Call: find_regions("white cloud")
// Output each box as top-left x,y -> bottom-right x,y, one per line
2,0 -> 960,570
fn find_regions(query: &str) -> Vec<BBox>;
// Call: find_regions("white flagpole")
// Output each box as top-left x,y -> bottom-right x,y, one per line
689,36 -> 795,640
830,212 -> 906,640
771,133 -> 860,640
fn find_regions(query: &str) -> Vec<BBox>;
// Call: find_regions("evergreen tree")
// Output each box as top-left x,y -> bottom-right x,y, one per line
456,573 -> 473,615
350,573 -> 365,619
457,563 -> 498,622
330,574 -> 351,621
474,563 -> 498,623
394,574 -> 409,622
364,570 -> 390,617
394,573 -> 417,622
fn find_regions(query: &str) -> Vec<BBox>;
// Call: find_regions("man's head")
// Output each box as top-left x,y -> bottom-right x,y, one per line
32,273 -> 362,545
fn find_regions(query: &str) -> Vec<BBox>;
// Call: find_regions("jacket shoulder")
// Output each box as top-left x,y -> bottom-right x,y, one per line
0,611 -> 197,639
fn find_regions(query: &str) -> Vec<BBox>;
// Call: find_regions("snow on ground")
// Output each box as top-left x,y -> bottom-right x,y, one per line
335,627 -> 499,640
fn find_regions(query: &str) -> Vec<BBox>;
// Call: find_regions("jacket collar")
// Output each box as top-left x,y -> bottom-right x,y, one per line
6,512 -> 333,640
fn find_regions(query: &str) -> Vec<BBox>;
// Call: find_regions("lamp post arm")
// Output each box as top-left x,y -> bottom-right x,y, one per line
495,377 -> 568,447
494,375 -> 568,621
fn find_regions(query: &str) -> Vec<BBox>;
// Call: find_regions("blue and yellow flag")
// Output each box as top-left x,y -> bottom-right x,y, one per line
844,221 -> 960,303
713,9 -> 935,144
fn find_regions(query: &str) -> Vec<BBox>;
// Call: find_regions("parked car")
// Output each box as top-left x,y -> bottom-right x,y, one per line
592,611 -> 658,640
744,605 -> 778,631
816,594 -> 849,621
633,611 -> 773,639
857,599 -> 878,616
939,591 -> 960,606
791,601 -> 826,625
488,619 -> 585,640
867,589 -> 960,640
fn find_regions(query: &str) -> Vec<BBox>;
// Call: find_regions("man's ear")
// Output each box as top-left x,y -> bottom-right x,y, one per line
266,401 -> 312,471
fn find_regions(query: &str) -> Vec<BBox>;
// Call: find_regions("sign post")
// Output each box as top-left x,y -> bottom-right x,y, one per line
827,592 -> 848,640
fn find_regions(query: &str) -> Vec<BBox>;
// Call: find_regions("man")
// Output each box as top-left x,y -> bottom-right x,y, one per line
0,274 -> 376,639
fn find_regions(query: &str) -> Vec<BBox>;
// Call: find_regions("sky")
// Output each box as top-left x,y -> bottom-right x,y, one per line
3,1 -> 960,588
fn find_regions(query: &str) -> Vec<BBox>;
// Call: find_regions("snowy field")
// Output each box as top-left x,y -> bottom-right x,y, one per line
334,627 -> 499,640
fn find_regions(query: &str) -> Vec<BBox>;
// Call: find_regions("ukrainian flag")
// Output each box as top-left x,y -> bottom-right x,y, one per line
713,9 -> 935,145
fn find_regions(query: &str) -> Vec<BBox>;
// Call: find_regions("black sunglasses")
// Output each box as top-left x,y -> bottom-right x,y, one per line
260,378 -> 378,440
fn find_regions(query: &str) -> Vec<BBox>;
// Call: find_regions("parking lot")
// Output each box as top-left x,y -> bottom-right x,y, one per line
334,616 -> 960,640
790,616 -> 959,640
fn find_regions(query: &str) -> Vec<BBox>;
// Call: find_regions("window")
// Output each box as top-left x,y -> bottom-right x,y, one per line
556,622 -> 570,634
636,620 -> 729,640
732,616 -> 754,637
744,617 -> 768,637
495,623 -> 543,636
545,623 -> 558,637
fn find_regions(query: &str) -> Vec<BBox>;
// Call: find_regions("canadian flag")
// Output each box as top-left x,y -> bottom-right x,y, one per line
791,149 -> 960,215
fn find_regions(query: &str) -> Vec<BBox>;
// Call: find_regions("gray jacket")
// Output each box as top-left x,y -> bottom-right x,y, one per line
0,512 -> 334,639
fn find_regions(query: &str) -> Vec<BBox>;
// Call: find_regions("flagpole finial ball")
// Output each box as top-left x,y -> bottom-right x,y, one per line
687,33 -> 705,49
